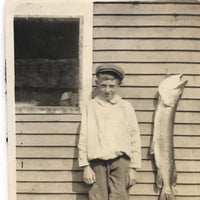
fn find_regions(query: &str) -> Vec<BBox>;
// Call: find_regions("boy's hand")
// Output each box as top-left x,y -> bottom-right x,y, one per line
83,165 -> 96,184
128,168 -> 137,187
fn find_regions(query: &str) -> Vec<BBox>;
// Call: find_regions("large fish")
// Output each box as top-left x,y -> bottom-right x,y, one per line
151,74 -> 188,200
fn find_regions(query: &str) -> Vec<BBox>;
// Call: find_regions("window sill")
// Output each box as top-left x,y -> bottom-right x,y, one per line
15,106 -> 80,114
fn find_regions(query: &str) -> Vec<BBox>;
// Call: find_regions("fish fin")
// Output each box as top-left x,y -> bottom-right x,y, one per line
156,169 -> 163,189
159,187 -> 176,200
166,193 -> 176,200
171,165 -> 177,186
159,188 -> 165,200
150,141 -> 155,155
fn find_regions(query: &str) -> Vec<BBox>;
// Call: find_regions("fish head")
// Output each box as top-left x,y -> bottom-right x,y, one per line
158,74 -> 188,107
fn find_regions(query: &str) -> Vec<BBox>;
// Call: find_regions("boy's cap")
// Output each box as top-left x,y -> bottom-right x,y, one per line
96,64 -> 125,80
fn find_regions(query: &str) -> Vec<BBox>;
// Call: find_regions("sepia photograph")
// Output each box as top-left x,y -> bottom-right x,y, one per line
5,0 -> 200,200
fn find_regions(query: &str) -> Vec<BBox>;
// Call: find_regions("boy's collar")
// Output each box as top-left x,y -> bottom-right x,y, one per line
95,94 -> 122,106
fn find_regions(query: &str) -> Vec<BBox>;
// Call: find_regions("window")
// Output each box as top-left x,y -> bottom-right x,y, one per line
14,17 -> 80,111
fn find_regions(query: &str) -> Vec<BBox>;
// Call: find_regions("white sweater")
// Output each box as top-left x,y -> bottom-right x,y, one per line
78,94 -> 141,169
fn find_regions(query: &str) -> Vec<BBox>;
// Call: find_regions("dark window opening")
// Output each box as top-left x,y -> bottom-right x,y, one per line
14,17 -> 80,107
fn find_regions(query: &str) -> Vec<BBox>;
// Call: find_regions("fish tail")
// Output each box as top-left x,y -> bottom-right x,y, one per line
159,186 -> 176,200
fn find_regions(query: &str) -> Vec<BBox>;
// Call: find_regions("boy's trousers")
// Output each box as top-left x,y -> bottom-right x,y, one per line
89,155 -> 130,200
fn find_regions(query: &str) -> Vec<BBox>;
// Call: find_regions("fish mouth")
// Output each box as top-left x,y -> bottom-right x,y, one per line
176,74 -> 188,89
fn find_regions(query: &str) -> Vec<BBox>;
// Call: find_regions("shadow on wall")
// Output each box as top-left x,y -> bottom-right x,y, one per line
150,91 -> 160,194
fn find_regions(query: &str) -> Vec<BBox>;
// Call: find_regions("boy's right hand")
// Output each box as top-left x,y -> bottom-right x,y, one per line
83,165 -> 96,184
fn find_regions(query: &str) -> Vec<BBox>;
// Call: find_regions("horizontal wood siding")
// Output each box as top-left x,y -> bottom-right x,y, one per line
94,27 -> 200,38
16,134 -> 200,147
16,1 -> 200,200
16,195 -> 200,200
93,1 -> 200,200
17,182 -> 200,195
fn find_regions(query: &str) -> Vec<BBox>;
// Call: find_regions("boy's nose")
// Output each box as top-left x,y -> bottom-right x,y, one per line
105,87 -> 110,93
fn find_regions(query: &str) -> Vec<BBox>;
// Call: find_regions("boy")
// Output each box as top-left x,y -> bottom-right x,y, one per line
78,64 -> 141,200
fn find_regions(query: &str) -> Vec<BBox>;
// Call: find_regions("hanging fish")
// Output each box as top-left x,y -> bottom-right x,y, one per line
151,74 -> 188,200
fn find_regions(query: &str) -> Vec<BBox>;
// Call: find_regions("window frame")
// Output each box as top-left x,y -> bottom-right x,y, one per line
14,16 -> 83,113
9,2 -> 93,114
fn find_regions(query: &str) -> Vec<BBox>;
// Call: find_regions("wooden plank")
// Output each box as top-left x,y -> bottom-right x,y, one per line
94,39 -> 200,50
93,27 -> 200,39
16,122 -> 80,134
136,111 -> 200,124
16,194 -> 200,200
177,160 -> 200,172
16,182 -> 89,194
16,171 -> 84,182
16,182 -> 200,195
16,114 -> 81,122
151,136 -> 200,148
17,99 -> 200,113
117,87 -> 200,99
174,137 -> 200,148
132,184 -> 200,196
167,124 -> 200,136
93,15 -> 200,26
16,135 -> 78,147
17,194 -> 88,200
16,147 -> 152,159
123,75 -> 200,87
27,107 -> 200,124
16,170 -> 200,184
93,75 -> 200,87
17,182 -> 199,195
175,185 -> 200,196
94,3 -> 200,15
15,89 -> 200,105
177,172 -> 200,184
16,147 -> 78,158
15,123 -> 200,136
175,148 -> 200,160
16,159 -> 80,171
94,51 -> 200,63
16,159 -> 200,172
16,159 -> 156,171
12,147 -> 157,160
93,63 -> 200,75
16,147 -> 200,160
15,123 -> 151,135
16,135 -> 200,148
128,99 -> 200,111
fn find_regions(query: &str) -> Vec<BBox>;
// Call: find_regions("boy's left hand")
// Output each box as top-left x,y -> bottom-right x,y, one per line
128,168 -> 137,186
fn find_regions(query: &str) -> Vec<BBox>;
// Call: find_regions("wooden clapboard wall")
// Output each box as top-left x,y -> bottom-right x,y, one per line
16,1 -> 200,200
93,1 -> 200,200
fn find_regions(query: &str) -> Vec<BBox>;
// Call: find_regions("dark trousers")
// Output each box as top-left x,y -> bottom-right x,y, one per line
89,155 -> 130,200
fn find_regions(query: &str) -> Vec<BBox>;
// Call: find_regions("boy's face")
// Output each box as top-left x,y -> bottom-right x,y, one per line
96,78 -> 120,101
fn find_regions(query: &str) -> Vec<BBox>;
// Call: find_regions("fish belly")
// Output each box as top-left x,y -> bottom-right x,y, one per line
152,105 -> 177,199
